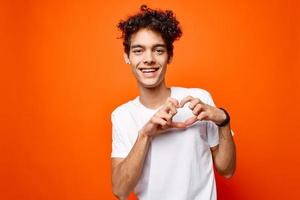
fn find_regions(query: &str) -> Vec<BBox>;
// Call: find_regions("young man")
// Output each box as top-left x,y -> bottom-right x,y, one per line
111,5 -> 236,200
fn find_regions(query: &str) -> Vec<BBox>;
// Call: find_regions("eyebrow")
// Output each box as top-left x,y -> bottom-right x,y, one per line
131,44 -> 166,49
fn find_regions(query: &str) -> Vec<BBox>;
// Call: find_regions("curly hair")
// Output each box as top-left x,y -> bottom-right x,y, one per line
117,5 -> 182,60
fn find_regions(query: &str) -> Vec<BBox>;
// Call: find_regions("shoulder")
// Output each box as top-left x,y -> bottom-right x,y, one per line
111,99 -> 136,121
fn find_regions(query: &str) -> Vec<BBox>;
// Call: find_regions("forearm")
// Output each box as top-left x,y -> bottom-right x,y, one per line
214,123 -> 236,178
112,132 -> 151,199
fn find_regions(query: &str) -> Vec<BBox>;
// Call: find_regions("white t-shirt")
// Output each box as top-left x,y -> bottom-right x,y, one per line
111,87 -> 219,200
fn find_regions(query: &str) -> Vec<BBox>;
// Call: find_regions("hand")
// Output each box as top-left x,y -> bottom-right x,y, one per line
140,97 -> 187,137
180,96 -> 227,126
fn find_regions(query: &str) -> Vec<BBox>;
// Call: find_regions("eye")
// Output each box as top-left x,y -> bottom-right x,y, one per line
132,49 -> 143,54
155,48 -> 165,54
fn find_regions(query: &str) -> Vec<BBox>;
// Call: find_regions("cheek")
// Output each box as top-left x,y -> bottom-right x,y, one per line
157,54 -> 169,62
130,65 -> 138,74
157,57 -> 169,66
129,57 -> 142,67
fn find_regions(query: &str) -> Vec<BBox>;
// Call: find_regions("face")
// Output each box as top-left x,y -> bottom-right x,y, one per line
124,28 -> 171,89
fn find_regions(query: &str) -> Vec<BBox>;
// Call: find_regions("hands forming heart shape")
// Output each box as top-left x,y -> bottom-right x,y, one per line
140,96 -> 227,137
168,96 -> 209,128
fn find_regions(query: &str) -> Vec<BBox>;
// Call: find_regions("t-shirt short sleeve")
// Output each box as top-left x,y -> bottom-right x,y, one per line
111,111 -> 131,158
205,91 -> 220,147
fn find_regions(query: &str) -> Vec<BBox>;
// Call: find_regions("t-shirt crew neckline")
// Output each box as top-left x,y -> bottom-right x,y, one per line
134,87 -> 174,113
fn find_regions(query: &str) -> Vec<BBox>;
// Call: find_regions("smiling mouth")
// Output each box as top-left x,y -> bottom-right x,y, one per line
138,67 -> 160,73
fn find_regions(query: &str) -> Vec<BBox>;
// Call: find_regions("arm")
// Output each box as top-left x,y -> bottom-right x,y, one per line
210,123 -> 236,179
180,96 -> 236,179
111,98 -> 186,199
112,131 -> 151,200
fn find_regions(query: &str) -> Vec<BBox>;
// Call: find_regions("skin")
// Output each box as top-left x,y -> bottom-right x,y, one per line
112,28 -> 236,199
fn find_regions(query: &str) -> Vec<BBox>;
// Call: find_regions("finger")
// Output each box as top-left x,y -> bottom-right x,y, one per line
157,112 -> 173,121
192,104 -> 204,115
162,113 -> 173,127
162,101 -> 173,112
168,104 -> 177,116
167,97 -> 180,108
197,111 -> 208,121
170,121 -> 187,129
189,98 -> 204,110
152,117 -> 167,127
184,116 -> 198,126
180,96 -> 194,107
163,102 -> 177,116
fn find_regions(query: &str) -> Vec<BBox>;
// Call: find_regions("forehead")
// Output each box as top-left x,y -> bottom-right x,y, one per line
130,28 -> 166,47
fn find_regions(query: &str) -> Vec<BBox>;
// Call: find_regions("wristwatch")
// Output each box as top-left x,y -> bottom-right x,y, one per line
217,108 -> 230,127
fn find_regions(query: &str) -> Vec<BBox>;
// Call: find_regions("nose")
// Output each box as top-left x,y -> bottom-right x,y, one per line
143,50 -> 155,65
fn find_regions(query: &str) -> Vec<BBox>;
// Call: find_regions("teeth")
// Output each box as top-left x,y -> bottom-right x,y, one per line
140,68 -> 158,73
143,69 -> 155,72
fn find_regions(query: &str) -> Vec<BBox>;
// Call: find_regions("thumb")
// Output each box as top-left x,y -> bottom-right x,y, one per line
170,121 -> 187,129
184,115 -> 198,126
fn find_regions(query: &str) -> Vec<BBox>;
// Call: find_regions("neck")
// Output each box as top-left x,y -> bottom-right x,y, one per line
138,82 -> 171,109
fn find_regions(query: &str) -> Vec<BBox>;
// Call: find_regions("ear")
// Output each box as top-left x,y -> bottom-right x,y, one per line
123,53 -> 130,64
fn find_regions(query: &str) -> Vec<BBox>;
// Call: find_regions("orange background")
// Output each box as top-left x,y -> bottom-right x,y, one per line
1,0 -> 300,199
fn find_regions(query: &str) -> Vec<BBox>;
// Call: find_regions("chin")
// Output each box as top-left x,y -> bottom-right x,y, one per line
139,79 -> 162,89
143,84 -> 157,89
